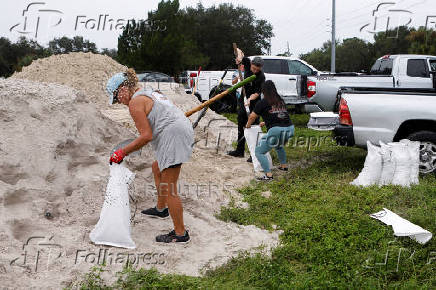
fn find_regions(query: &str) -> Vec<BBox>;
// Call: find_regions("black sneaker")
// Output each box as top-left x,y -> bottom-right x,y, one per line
256,175 -> 273,181
246,156 -> 252,163
141,207 -> 169,218
156,230 -> 190,243
227,150 -> 244,158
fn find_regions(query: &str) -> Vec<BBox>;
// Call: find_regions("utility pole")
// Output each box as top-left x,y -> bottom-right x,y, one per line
331,0 -> 336,73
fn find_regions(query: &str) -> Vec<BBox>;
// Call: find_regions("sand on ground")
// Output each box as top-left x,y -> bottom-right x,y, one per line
0,53 -> 280,289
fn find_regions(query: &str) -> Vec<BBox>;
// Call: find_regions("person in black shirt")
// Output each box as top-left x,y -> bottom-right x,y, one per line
246,80 -> 295,181
228,48 -> 266,161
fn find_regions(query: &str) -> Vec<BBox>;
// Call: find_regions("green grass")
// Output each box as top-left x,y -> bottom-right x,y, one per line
75,113 -> 436,289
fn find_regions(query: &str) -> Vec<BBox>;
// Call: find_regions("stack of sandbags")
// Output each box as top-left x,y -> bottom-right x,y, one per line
350,141 -> 383,186
351,140 -> 420,187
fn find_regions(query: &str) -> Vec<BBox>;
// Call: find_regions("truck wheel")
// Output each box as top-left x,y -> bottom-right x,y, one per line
208,85 -> 237,114
407,131 -> 436,175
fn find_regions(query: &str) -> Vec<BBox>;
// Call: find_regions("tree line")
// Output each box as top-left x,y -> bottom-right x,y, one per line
300,26 -> 436,73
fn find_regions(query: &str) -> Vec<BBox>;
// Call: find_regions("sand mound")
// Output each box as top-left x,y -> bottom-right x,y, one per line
12,52 -> 239,150
12,52 -> 127,107
0,76 -> 278,288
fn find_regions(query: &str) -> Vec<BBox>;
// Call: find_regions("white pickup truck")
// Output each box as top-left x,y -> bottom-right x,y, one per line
185,56 -> 319,113
326,85 -> 436,174
305,54 -> 436,112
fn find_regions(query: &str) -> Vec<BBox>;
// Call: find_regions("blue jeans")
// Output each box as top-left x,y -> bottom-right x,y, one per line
255,125 -> 294,173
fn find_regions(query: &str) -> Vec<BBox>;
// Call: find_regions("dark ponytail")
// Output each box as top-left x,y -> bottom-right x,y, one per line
262,80 -> 285,109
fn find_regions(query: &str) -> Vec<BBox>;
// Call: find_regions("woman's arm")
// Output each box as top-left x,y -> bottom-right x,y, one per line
245,112 -> 259,128
122,97 -> 153,155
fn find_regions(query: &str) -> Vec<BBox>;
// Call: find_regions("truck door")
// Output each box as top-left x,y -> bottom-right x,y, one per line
262,59 -> 295,98
396,57 -> 433,88
287,60 -> 315,83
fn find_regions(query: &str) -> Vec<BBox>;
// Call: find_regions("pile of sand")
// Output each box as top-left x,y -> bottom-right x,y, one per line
12,52 -> 239,150
1,54 -> 280,288
12,52 -> 127,107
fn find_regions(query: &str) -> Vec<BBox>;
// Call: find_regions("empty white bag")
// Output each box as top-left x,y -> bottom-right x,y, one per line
389,143 -> 411,187
244,126 -> 273,172
351,141 -> 382,186
370,208 -> 432,244
90,163 -> 136,249
378,141 -> 396,186
400,139 -> 420,185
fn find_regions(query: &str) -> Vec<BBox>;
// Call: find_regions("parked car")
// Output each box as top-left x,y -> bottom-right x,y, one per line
137,71 -> 173,83
304,54 -> 436,112
185,56 -> 319,113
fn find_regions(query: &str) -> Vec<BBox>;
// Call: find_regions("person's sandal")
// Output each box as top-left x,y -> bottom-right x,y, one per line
278,166 -> 288,171
256,175 -> 273,181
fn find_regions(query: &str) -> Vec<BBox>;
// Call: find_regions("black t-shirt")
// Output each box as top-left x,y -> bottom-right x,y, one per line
240,57 -> 266,107
253,99 -> 292,130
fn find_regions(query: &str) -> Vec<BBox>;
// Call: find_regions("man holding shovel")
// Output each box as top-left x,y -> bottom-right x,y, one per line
228,48 -> 265,161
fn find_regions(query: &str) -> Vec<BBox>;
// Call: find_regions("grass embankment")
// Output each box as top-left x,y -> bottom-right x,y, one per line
77,114 -> 435,289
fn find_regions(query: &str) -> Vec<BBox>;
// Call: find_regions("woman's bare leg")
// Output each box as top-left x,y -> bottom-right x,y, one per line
152,161 -> 167,209
160,166 -> 185,236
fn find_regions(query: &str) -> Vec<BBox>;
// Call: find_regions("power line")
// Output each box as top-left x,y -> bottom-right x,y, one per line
336,0 -> 387,20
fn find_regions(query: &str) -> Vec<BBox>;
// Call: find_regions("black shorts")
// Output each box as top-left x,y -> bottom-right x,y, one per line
168,163 -> 182,168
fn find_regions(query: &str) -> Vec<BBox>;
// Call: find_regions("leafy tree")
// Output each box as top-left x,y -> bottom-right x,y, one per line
336,38 -> 372,72
100,48 -> 118,59
0,37 -> 14,77
48,36 -> 97,54
371,26 -> 413,57
407,27 -> 436,55
300,41 -> 332,71
117,0 -> 274,75
118,0 -> 207,75
0,37 -> 50,77
182,3 -> 273,70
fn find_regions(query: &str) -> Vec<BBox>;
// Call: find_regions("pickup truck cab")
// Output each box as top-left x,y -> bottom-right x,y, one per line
306,54 -> 436,112
249,56 -> 319,106
185,56 -> 319,112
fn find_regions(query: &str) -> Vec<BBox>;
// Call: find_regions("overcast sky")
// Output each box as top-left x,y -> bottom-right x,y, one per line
1,0 -> 434,56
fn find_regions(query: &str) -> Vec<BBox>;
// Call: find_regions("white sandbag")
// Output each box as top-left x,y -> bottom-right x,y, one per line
378,141 -> 396,186
350,141 -> 382,186
389,142 -> 411,187
244,126 -> 273,172
370,208 -> 432,244
90,163 -> 136,249
400,139 -> 420,185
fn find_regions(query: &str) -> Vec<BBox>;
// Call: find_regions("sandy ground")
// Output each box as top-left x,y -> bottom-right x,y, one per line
0,53 -> 281,289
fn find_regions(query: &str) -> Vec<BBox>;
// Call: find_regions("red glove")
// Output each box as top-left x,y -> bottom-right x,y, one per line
110,149 -> 126,165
